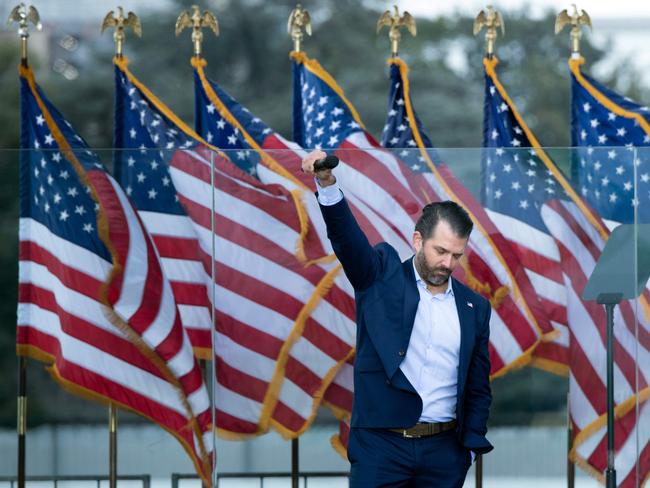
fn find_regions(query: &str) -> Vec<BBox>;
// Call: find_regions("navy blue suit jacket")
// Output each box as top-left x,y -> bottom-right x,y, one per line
320,197 -> 493,454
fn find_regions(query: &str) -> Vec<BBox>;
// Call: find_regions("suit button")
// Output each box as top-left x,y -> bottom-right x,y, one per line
386,379 -> 391,385
398,349 -> 406,357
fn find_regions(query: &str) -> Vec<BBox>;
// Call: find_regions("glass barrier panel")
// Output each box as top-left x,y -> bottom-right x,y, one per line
3,147 -> 648,487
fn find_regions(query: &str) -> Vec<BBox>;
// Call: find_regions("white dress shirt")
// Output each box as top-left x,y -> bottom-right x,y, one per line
400,260 -> 461,422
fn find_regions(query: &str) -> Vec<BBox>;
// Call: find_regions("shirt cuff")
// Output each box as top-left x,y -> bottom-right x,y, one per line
315,178 -> 343,206
471,451 -> 476,464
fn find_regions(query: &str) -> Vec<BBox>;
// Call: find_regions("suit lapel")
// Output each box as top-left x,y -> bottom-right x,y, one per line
453,278 -> 476,399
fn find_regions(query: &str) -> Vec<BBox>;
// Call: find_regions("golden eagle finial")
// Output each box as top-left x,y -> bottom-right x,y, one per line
175,5 -> 219,58
7,3 -> 42,64
100,7 -> 142,57
288,4 -> 311,53
376,5 -> 416,57
555,4 -> 591,57
473,5 -> 505,58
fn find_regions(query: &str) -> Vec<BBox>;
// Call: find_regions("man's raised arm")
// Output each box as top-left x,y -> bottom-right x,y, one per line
301,150 -> 380,291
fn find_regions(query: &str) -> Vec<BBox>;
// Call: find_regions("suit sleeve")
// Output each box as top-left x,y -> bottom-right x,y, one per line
461,302 -> 494,454
318,195 -> 380,291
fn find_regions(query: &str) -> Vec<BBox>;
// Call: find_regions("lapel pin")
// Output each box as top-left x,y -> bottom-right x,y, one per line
467,301 -> 474,308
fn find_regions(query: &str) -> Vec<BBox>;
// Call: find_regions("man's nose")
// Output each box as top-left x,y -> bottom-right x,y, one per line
441,254 -> 453,269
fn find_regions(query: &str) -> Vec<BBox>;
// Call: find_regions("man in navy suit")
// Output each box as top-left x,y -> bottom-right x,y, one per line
302,151 -> 493,487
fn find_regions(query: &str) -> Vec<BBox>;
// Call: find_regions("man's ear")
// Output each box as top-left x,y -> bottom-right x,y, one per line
412,231 -> 423,253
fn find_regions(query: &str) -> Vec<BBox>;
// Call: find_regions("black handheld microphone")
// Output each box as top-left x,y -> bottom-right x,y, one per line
313,155 -> 339,172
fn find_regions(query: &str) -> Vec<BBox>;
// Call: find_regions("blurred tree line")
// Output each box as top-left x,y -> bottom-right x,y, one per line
0,0 -> 648,428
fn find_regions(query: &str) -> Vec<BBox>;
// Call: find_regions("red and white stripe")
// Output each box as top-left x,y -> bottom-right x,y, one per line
485,207 -> 571,373
574,400 -> 650,487
541,199 -> 650,486
136,211 -> 212,356
168,147 -> 356,437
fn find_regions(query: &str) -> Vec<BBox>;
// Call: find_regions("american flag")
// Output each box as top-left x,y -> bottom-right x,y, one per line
570,57 -> 650,224
483,56 -> 650,487
482,57 -> 571,374
193,57 -> 357,437
569,56 -> 650,486
17,64 -> 213,483
115,57 -> 356,438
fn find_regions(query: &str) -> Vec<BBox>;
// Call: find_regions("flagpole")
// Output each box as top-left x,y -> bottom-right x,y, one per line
291,438 -> 299,488
559,8 -> 618,483
567,393 -> 574,488
9,7 -> 41,488
17,356 -> 27,488
286,8 -> 318,483
7,3 -> 42,67
99,12 -> 140,487
286,10 -> 311,486
174,11 -> 220,486
472,8 -> 504,485
601,295 -> 620,488
108,404 -> 118,488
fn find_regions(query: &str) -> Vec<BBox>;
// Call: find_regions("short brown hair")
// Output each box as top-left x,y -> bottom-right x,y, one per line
415,201 -> 473,240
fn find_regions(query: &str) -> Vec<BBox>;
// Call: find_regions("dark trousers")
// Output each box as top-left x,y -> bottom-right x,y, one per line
348,427 -> 471,487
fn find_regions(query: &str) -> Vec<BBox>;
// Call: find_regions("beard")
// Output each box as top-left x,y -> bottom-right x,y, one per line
415,249 -> 452,287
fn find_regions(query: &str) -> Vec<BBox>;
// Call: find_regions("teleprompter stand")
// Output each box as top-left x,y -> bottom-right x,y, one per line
582,224 -> 650,488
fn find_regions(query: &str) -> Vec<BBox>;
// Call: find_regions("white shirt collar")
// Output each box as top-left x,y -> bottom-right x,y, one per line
412,257 -> 454,297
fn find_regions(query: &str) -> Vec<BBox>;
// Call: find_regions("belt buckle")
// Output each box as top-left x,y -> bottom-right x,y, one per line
402,429 -> 419,438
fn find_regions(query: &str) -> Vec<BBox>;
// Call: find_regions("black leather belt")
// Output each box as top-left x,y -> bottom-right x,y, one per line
388,420 -> 457,438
